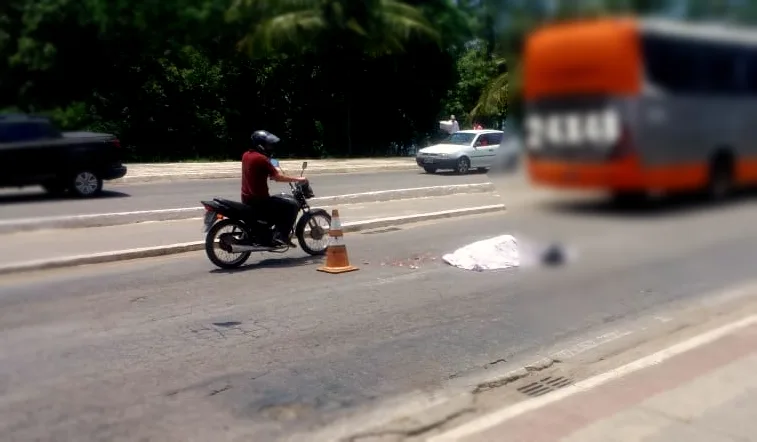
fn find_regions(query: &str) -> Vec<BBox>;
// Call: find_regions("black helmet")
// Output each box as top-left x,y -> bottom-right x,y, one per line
250,130 -> 280,157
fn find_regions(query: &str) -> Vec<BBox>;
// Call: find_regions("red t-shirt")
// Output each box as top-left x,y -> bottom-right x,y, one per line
241,150 -> 278,200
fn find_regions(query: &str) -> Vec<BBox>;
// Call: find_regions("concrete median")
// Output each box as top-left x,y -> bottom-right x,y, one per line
0,203 -> 505,275
0,183 -> 495,234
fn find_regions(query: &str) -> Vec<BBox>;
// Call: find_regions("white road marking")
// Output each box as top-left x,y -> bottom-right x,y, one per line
428,314 -> 757,442
549,329 -> 634,361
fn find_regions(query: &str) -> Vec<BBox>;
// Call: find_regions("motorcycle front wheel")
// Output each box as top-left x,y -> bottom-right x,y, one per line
295,209 -> 332,256
205,219 -> 252,269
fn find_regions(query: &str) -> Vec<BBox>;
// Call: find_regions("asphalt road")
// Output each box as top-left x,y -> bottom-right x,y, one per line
1,194 -> 756,441
0,170 -> 490,221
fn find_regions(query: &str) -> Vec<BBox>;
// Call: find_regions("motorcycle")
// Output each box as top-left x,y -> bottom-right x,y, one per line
200,160 -> 332,269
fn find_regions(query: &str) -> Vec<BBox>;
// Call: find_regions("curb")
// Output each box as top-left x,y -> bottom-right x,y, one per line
0,183 -> 495,234
317,282 -> 757,442
0,204 -> 505,276
113,163 -> 419,184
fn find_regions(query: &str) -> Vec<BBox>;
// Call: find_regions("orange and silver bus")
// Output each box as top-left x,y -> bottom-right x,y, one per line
523,18 -> 757,200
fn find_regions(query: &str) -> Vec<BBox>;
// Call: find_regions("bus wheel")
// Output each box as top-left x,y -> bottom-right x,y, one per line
707,154 -> 734,201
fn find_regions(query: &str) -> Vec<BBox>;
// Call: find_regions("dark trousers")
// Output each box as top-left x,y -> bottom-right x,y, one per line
243,195 -> 299,239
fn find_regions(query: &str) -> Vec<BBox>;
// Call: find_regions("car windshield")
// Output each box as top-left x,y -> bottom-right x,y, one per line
442,132 -> 476,146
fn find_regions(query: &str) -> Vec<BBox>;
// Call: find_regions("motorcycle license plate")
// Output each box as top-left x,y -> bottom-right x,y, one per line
202,211 -> 216,232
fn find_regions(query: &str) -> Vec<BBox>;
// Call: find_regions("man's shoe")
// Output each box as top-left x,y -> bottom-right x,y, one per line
272,233 -> 297,249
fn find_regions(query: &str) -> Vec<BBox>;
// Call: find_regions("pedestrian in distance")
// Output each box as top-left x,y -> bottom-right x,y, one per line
450,115 -> 460,133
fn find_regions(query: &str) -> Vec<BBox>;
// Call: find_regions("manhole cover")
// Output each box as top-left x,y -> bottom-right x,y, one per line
517,376 -> 573,397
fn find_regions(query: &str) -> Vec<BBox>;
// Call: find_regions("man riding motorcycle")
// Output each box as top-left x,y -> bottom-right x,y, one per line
242,130 -> 308,247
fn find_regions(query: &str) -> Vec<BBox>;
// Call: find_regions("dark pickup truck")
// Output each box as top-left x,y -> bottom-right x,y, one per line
0,114 -> 127,197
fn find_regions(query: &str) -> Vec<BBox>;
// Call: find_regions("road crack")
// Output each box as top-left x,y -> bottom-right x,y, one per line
208,385 -> 232,396
342,358 -> 562,441
485,358 -> 507,368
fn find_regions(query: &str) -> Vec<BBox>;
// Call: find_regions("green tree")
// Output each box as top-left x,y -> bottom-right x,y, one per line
442,41 -> 499,126
227,0 -> 441,155
228,0 -> 440,55
0,0 -> 476,160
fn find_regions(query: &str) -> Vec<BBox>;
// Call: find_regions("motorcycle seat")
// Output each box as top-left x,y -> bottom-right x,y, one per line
212,198 -> 272,226
213,198 -> 253,213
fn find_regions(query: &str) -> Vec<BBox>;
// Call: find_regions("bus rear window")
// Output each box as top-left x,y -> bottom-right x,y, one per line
641,34 -> 743,95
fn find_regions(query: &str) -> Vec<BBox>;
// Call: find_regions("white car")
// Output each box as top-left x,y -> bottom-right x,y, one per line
416,129 -> 518,174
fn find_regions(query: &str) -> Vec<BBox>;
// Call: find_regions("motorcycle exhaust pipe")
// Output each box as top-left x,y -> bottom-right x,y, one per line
229,244 -> 277,253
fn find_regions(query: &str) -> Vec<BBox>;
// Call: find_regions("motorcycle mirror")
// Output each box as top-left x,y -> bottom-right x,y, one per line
270,158 -> 280,167
301,161 -> 308,170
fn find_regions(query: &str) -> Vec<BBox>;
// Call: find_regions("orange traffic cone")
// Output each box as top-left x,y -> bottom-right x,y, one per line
317,209 -> 359,274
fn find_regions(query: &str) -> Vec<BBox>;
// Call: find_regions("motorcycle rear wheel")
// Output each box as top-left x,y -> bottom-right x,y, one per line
295,209 -> 332,256
205,219 -> 252,269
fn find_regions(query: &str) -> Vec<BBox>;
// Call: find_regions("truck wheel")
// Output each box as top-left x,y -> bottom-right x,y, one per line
71,171 -> 103,198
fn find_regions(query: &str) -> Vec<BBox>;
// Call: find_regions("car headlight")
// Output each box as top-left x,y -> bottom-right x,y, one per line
439,153 -> 449,158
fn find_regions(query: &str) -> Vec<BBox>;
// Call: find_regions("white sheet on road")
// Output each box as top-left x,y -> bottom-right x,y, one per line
442,234 -> 521,271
